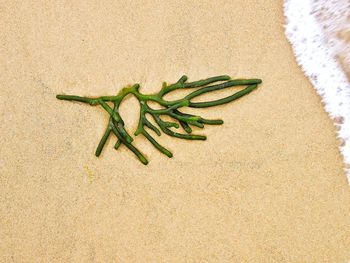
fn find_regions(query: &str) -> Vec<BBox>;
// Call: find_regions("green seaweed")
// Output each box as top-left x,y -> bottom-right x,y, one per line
56,75 -> 262,164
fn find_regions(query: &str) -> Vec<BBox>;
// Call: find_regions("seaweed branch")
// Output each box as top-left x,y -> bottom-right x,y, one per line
56,75 -> 262,164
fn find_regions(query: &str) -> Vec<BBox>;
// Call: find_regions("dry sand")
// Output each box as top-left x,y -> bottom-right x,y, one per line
1,0 -> 350,262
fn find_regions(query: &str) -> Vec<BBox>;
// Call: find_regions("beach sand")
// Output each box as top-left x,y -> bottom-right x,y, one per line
1,0 -> 350,261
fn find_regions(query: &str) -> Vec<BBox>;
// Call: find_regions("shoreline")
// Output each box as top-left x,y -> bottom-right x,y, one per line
284,0 -> 350,183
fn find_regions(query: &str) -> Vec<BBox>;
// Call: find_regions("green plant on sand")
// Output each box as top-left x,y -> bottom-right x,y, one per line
56,75 -> 262,164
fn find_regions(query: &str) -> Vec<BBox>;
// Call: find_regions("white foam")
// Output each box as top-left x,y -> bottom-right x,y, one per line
284,0 -> 350,183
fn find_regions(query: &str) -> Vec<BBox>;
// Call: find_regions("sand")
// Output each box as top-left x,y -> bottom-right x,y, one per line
311,0 -> 350,81
1,0 -> 350,262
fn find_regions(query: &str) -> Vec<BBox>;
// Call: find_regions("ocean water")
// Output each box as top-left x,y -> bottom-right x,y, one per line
284,0 -> 350,183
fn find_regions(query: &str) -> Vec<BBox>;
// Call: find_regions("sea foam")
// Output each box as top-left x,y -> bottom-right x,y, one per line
284,0 -> 350,183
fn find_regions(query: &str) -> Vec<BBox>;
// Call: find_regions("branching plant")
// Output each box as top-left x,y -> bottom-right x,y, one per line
56,75 -> 262,164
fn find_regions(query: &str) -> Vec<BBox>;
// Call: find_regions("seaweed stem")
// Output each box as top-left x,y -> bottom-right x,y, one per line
56,75 -> 262,164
